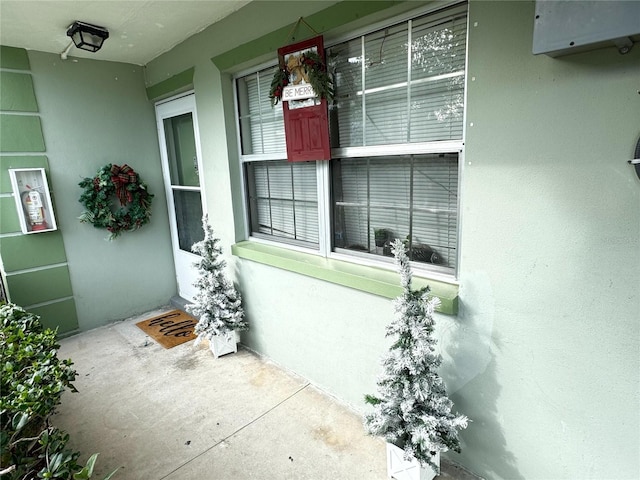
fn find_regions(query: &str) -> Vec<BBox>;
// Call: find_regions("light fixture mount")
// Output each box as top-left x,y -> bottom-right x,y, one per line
66,21 -> 109,53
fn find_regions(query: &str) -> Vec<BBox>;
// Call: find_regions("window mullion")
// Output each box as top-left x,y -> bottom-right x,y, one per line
256,71 -> 265,155
407,19 -> 412,143
361,35 -> 366,147
266,162 -> 273,236
366,158 -> 371,249
408,155 -> 415,259
317,161 -> 330,256
290,164 -> 297,240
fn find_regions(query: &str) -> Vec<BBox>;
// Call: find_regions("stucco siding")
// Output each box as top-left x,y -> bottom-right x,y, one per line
27,51 -> 177,331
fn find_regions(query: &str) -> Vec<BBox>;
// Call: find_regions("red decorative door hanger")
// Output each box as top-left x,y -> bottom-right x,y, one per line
275,35 -> 331,162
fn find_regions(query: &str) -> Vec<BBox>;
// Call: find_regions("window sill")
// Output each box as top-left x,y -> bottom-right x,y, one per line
231,241 -> 458,315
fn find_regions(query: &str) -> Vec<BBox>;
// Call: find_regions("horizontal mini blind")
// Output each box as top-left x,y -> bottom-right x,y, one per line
363,21 -> 409,146
328,38 -> 364,147
237,66 -> 286,155
410,9 -> 467,142
246,160 -> 319,245
333,153 -> 458,270
328,4 -> 467,147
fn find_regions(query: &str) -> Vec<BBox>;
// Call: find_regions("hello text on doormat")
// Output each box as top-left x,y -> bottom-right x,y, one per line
135,310 -> 197,349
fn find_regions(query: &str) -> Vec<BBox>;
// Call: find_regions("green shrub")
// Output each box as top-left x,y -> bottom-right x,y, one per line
0,303 -> 114,479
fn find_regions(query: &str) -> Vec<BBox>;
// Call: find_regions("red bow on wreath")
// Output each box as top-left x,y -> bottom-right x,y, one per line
110,164 -> 137,205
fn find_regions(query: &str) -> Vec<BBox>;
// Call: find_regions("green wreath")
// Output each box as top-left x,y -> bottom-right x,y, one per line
78,164 -> 153,240
269,50 -> 334,106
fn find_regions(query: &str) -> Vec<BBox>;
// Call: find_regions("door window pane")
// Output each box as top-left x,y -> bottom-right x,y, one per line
173,190 -> 204,252
163,113 -> 199,187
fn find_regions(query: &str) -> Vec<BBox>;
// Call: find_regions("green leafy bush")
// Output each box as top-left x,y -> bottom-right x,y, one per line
0,303 -> 115,479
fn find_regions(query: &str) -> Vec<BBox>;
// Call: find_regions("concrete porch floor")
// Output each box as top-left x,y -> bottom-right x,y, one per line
54,307 -> 480,480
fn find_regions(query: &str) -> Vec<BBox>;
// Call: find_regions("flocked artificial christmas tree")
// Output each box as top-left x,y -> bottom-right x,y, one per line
187,215 -> 248,355
364,239 -> 468,474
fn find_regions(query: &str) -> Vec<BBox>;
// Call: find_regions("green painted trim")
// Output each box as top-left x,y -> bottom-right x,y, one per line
29,298 -> 79,335
231,241 -> 458,314
146,67 -> 195,101
0,72 -> 38,112
0,114 -> 45,152
0,196 -> 21,233
6,265 -> 73,306
0,231 -> 68,272
0,46 -> 30,70
0,156 -> 49,193
211,1 -> 404,71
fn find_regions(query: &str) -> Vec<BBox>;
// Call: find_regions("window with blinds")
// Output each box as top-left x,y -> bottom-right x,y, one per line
328,4 -> 465,273
333,154 -> 458,270
328,5 -> 467,147
237,66 -> 286,155
238,68 -> 320,247
245,160 -> 319,247
236,2 -> 466,275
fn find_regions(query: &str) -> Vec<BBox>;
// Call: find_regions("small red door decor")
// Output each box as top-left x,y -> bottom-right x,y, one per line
270,35 -> 333,162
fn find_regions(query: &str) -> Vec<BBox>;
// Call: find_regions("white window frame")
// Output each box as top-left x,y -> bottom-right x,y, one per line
326,148 -> 464,281
233,0 -> 468,280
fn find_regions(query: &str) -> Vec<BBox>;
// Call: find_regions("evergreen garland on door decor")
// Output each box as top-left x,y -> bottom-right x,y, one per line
269,50 -> 334,106
78,164 -> 153,240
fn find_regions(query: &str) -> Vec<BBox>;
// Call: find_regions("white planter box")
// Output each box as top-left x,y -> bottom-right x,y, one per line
208,331 -> 238,358
386,442 -> 439,480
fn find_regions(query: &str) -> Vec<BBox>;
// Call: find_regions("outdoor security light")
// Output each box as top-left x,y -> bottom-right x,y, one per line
66,21 -> 109,53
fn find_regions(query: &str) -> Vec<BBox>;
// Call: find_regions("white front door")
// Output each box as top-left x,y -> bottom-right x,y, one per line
155,94 -> 205,302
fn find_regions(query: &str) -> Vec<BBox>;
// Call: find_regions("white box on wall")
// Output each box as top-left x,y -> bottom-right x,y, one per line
8,168 -> 58,234
533,0 -> 640,56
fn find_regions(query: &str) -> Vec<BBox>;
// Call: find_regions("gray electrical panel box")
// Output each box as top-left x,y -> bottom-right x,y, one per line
533,0 -> 640,56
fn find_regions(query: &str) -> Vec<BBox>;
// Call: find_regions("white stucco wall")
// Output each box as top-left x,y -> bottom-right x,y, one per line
146,1 -> 640,478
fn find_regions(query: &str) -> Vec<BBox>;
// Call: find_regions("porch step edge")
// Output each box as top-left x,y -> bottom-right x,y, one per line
169,295 -> 191,313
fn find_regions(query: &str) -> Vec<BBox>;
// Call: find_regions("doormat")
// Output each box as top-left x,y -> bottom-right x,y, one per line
135,310 -> 198,349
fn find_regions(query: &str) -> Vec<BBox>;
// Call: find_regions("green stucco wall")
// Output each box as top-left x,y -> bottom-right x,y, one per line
143,1 -> 639,478
23,51 -> 177,331
456,2 -> 639,478
0,46 -> 79,334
